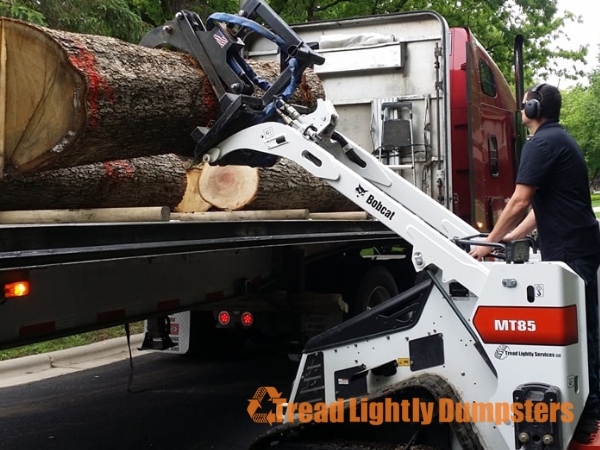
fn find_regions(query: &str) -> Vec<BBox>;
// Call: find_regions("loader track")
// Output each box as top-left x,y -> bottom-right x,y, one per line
249,374 -> 484,450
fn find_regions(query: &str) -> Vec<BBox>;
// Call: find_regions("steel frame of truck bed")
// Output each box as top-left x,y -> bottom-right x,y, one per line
0,219 -> 402,350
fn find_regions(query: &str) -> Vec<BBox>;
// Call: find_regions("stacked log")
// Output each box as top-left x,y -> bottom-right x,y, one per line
0,18 -> 360,217
199,160 -> 359,213
0,154 -> 187,211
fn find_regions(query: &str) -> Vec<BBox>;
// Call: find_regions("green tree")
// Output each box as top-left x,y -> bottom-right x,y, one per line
0,0 -> 592,85
562,53 -> 600,182
0,0 -> 237,42
0,0 -> 150,41
267,0 -> 587,85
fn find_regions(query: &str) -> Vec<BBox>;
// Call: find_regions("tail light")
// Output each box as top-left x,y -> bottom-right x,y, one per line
241,311 -> 254,327
218,311 -> 231,326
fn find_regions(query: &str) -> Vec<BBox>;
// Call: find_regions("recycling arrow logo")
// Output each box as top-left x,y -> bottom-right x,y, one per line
247,386 -> 283,425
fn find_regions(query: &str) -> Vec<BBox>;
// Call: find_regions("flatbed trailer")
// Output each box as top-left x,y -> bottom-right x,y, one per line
0,217 -> 407,351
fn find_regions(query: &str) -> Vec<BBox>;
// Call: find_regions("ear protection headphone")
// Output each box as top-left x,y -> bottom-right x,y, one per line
523,83 -> 546,119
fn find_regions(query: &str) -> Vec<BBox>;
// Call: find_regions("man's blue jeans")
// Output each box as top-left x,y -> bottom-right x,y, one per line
567,253 -> 600,417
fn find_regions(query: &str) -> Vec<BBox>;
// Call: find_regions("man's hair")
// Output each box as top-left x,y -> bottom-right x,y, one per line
526,83 -> 561,121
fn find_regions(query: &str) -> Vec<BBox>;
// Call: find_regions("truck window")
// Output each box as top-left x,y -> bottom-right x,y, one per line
489,135 -> 499,178
479,59 -> 497,97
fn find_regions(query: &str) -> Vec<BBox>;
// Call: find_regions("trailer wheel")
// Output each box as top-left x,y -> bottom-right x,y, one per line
351,266 -> 399,315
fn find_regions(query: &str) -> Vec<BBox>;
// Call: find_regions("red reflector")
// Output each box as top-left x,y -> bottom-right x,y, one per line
241,312 -> 254,327
5,281 -> 30,298
473,305 -> 578,346
19,321 -> 55,337
218,311 -> 231,326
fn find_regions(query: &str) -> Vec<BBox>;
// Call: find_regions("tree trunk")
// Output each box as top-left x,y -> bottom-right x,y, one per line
0,154 -> 187,211
0,18 -> 324,177
199,159 -> 360,212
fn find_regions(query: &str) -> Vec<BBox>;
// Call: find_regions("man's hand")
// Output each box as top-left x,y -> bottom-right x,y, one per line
469,245 -> 493,261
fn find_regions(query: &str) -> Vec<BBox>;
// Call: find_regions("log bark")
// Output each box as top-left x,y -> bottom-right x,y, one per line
0,154 -> 187,210
0,18 -> 325,177
199,159 -> 360,213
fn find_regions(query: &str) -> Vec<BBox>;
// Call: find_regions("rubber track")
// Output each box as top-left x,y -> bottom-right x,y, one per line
249,374 -> 484,450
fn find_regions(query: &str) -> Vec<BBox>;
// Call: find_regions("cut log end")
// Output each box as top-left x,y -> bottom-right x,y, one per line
199,164 -> 259,210
1,18 -> 86,174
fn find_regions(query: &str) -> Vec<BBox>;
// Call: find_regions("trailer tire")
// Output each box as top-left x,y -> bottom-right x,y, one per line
351,266 -> 399,316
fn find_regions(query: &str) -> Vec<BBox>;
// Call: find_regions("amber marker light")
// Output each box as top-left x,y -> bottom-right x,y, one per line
5,281 -> 31,298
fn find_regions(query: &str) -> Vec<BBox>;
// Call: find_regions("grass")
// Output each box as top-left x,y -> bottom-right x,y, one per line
592,194 -> 600,218
0,322 -> 145,361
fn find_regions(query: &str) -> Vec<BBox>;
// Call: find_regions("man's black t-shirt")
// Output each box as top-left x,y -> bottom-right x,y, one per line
516,120 -> 600,261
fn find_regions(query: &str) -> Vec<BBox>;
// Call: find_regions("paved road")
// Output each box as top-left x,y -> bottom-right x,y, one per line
0,349 -> 298,450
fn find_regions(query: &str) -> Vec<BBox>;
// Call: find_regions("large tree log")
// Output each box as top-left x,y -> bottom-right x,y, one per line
0,18 -> 325,177
0,154 -> 187,210
198,159 -> 360,213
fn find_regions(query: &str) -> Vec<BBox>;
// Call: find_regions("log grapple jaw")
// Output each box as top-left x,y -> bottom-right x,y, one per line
140,0 -> 324,166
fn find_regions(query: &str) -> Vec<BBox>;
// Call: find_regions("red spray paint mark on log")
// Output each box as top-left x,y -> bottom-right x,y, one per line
103,160 -> 134,179
68,42 -> 115,130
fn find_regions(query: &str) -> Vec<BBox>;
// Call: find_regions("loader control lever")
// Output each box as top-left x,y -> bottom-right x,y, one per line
140,0 -> 324,165
453,234 -> 535,263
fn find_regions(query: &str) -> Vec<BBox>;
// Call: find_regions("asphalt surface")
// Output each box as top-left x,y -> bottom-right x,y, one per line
0,345 -> 298,450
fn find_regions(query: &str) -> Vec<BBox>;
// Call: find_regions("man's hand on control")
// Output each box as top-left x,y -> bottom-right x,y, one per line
469,245 -> 493,261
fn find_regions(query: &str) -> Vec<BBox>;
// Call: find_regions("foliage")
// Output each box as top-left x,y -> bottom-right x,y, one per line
0,0 -> 238,42
562,54 -> 600,181
0,0 -> 150,41
0,0 -> 591,86
268,0 -> 587,86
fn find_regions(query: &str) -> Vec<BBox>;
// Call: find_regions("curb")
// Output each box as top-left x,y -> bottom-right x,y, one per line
0,333 -> 146,388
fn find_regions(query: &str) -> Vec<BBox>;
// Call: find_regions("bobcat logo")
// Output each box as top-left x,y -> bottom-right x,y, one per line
356,185 -> 368,197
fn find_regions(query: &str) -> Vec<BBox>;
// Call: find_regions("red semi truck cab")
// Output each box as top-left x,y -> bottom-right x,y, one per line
449,27 -> 518,231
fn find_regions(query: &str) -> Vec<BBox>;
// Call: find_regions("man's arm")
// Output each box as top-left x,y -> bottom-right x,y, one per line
504,209 -> 536,241
469,183 -> 536,260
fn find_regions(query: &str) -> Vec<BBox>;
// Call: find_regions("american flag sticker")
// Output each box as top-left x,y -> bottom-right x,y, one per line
213,29 -> 229,48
